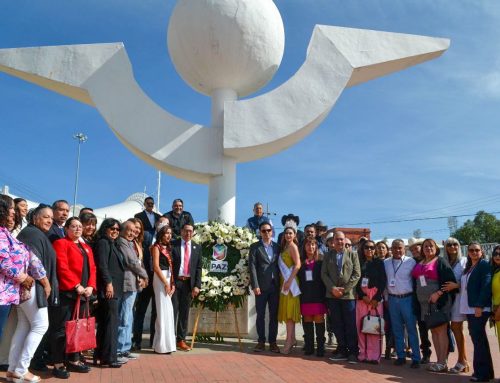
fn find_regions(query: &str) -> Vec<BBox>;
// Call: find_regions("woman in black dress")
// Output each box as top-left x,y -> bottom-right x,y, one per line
93,218 -> 125,368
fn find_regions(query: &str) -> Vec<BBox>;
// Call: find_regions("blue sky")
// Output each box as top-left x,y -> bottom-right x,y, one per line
1,0 -> 499,240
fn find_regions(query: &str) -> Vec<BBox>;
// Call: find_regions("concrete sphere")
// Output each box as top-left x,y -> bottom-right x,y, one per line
167,0 -> 285,97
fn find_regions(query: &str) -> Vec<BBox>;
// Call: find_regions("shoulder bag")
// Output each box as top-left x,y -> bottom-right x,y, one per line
65,296 -> 96,353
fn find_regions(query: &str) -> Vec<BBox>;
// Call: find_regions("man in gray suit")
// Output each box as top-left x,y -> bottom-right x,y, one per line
321,231 -> 361,363
249,221 -> 281,353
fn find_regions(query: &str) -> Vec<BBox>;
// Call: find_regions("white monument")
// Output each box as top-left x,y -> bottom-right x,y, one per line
0,0 -> 449,224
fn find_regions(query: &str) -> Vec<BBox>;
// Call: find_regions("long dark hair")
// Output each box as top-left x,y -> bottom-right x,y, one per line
302,237 -> 319,262
13,197 -> 27,230
491,244 -> 500,275
95,218 -> 121,241
280,225 -> 299,249
0,194 -> 13,228
360,240 -> 376,266
464,241 -> 484,274
155,225 -> 172,250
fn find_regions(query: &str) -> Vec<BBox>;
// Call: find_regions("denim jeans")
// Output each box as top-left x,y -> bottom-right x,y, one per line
0,305 -> 11,340
388,295 -> 421,361
467,313 -> 494,381
117,291 -> 137,353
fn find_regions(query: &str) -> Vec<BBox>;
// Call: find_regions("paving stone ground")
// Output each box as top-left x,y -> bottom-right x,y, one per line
1,325 -> 498,382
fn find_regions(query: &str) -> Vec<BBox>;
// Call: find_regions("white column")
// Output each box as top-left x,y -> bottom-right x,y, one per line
208,89 -> 237,224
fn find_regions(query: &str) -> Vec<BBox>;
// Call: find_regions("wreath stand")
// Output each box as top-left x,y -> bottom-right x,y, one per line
190,304 -> 243,351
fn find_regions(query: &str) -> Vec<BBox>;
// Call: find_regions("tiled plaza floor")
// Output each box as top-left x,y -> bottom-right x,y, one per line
1,326 -> 498,382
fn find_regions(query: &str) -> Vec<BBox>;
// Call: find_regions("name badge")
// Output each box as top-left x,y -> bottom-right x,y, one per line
305,270 -> 313,281
419,275 -> 427,287
361,277 -> 369,288
389,279 -> 396,287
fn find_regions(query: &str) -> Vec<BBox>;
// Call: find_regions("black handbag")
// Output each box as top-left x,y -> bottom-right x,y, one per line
424,303 -> 448,329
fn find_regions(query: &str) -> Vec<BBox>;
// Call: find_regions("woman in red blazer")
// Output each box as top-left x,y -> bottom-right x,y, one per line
51,217 -> 97,379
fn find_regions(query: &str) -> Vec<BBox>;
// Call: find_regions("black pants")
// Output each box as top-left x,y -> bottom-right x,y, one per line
467,313 -> 494,381
172,279 -> 192,341
417,319 -> 432,357
132,273 -> 156,347
51,295 -> 88,364
95,298 -> 119,363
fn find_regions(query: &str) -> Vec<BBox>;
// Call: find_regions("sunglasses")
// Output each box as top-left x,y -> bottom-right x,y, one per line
364,246 -> 375,250
446,243 -> 459,247
493,253 -> 500,257
261,229 -> 272,233
109,227 -> 120,232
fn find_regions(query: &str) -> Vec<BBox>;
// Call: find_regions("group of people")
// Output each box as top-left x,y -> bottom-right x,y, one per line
248,218 -> 500,383
1,194 -> 499,382
0,195 -> 201,382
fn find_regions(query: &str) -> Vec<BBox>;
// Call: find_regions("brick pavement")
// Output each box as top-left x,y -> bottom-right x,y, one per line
1,326 -> 498,382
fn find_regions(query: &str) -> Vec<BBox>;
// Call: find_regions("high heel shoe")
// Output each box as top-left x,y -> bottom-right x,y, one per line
427,363 -> 448,373
282,341 -> 295,355
449,362 -> 470,374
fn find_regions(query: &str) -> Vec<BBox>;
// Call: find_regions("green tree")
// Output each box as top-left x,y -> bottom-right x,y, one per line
452,210 -> 500,244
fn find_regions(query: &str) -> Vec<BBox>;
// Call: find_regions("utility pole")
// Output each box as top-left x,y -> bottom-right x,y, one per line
72,133 -> 87,216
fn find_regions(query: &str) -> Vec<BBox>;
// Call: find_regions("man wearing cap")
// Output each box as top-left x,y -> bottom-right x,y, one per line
384,239 -> 421,368
277,214 -> 304,245
322,231 -> 361,363
245,202 -> 271,237
315,221 -> 328,255
408,237 -> 432,364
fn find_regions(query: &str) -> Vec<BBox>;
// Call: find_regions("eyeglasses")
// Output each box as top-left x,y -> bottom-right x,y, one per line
468,249 -> 481,253
261,229 -> 272,233
109,227 -> 120,232
364,246 -> 375,250
492,253 -> 500,257
446,243 -> 459,247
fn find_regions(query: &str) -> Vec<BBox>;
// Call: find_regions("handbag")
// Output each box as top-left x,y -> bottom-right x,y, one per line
361,310 -> 385,335
65,296 -> 96,353
424,303 -> 449,329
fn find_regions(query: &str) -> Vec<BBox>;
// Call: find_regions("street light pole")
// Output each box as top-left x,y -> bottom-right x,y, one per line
72,133 -> 88,216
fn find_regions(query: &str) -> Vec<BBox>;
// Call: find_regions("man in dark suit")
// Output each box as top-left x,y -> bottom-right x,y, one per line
171,223 -> 202,351
163,198 -> 194,238
134,196 -> 161,236
248,221 -> 281,353
46,200 -> 69,243
131,196 -> 162,350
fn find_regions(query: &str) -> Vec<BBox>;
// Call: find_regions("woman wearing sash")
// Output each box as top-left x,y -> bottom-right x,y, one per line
151,225 -> 176,354
277,225 -> 301,354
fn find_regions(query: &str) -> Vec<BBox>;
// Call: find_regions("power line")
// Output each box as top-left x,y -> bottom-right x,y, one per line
333,210 -> 500,227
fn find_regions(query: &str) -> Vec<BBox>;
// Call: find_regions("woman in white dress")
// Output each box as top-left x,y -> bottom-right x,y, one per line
151,225 -> 176,354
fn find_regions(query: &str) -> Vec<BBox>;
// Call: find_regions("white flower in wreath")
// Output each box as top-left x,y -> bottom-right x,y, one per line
224,235 -> 232,243
216,237 -> 224,245
211,279 -> 221,287
240,248 -> 249,256
223,286 -> 231,293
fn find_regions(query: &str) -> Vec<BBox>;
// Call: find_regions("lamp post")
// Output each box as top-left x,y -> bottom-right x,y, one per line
72,133 -> 87,216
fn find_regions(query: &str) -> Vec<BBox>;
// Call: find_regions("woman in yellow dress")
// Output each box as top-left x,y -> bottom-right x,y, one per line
491,245 -> 500,351
278,225 -> 301,354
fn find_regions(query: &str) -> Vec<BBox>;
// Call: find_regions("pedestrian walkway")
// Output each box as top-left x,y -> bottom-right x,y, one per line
1,326 -> 498,382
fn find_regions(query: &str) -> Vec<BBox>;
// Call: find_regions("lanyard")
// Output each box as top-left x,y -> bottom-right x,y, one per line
391,256 -> 405,277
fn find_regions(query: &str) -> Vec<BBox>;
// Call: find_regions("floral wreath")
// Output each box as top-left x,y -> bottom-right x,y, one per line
192,221 -> 257,312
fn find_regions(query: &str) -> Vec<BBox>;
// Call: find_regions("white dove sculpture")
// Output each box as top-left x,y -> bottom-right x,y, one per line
0,0 -> 449,224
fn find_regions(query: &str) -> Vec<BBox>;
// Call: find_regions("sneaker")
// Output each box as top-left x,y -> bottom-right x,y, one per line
347,355 -> 358,364
121,351 -> 139,360
329,353 -> 348,361
253,342 -> 265,352
116,356 -> 128,365
394,358 -> 406,366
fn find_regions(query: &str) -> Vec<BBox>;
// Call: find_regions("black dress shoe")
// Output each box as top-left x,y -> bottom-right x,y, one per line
31,363 -> 50,372
421,355 -> 430,364
66,362 -> 91,373
53,366 -> 70,379
394,358 -> 406,366
410,361 -> 420,369
100,361 -> 122,368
